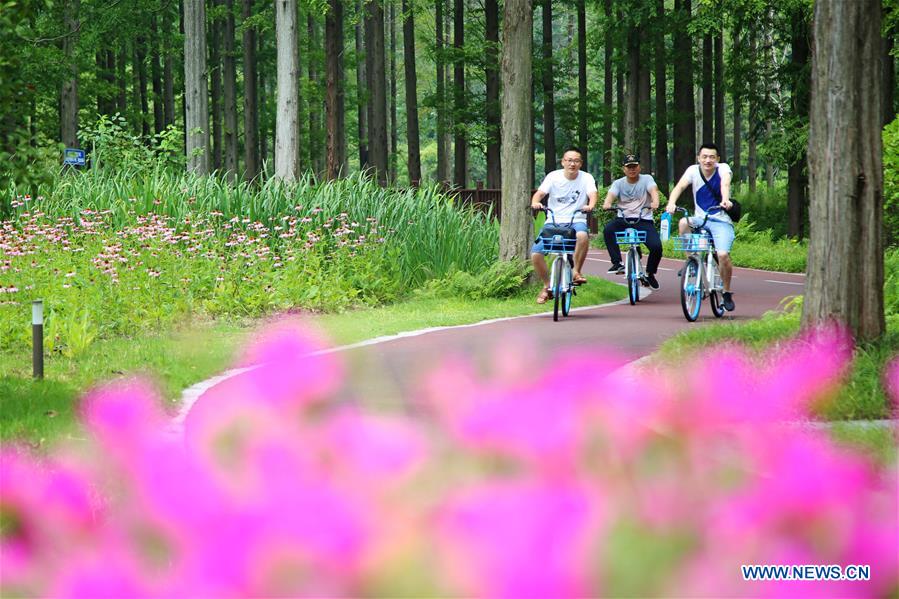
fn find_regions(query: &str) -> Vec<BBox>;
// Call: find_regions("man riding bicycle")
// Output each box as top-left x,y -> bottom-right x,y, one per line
530,146 -> 597,304
602,153 -> 662,289
665,143 -> 736,311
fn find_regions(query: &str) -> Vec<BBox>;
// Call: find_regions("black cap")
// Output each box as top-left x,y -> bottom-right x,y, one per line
622,153 -> 640,166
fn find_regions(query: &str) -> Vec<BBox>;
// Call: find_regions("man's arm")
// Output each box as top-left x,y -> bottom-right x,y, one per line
665,172 -> 692,213
719,170 -> 733,209
601,189 -> 617,210
531,189 -> 548,210
583,190 -> 599,212
649,185 -> 660,210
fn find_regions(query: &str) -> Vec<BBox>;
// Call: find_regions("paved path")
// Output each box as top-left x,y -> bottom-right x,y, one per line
174,248 -> 805,420
327,249 -> 806,408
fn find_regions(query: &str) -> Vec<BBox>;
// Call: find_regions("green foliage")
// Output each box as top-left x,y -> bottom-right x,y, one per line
729,217 -> 808,272
883,117 -> 899,247
418,260 -> 531,300
81,115 -> 184,173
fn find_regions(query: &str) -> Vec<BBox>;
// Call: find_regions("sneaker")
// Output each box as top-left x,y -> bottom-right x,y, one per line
607,263 -> 624,274
646,273 -> 660,289
722,291 -> 735,311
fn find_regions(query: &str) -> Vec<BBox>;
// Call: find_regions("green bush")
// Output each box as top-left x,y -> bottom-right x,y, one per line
418,260 -> 531,300
883,116 -> 899,247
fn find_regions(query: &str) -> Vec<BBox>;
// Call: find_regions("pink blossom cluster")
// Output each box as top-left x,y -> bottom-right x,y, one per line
1,324 -> 896,597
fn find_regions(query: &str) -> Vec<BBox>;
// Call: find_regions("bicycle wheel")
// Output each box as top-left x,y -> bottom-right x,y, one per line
562,263 -> 573,316
626,248 -> 639,305
552,256 -> 562,321
680,256 -> 702,322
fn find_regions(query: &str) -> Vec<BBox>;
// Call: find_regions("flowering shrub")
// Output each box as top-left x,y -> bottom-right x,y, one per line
1,323 -> 896,597
0,206 -> 401,355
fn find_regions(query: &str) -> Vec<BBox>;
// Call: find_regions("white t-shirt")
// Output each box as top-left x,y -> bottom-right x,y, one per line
537,169 -> 597,225
684,163 -> 733,223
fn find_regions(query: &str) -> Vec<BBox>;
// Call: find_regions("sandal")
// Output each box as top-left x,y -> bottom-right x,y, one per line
573,273 -> 588,285
536,287 -> 553,304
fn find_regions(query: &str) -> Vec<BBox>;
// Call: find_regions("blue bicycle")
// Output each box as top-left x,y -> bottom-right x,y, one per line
537,207 -> 578,321
609,206 -> 652,305
672,207 -> 726,321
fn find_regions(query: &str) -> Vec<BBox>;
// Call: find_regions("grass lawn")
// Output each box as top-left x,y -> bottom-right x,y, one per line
656,309 -> 899,465
1,276 -> 625,446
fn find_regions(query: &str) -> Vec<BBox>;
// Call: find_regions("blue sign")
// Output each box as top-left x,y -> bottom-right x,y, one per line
63,148 -> 86,166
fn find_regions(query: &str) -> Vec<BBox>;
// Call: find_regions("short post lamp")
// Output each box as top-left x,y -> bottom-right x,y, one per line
32,300 -> 43,379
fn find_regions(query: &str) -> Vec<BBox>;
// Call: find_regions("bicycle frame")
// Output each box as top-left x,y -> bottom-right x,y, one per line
608,206 -> 652,305
538,208 -> 578,321
673,207 -> 726,321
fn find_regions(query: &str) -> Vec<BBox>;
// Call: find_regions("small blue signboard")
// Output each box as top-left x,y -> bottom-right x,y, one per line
63,148 -> 86,166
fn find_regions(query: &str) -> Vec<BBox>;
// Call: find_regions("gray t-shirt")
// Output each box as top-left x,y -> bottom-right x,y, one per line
609,174 -> 657,220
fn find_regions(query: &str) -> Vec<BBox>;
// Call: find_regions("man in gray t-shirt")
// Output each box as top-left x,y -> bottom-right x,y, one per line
601,153 -> 663,289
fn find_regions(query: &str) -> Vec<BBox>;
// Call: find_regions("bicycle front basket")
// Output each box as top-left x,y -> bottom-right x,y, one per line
672,233 -> 712,252
615,229 -> 647,245
539,224 -> 577,252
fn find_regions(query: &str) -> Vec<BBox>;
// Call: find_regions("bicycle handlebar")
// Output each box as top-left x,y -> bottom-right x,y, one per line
540,206 -> 582,227
606,205 -> 653,224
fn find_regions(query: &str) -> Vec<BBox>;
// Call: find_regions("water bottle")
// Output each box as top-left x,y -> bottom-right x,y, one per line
660,212 -> 671,242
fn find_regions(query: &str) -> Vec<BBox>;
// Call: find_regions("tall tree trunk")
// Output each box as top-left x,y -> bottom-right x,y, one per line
453,0 -> 467,186
222,0 -> 238,180
259,37 -> 268,166
435,0 -> 447,182
576,0 -> 587,172
484,0 -> 500,187
638,42 -> 651,169
132,40 -> 150,136
748,30 -> 757,193
150,18 -> 165,134
883,30 -> 895,125
275,0 -> 300,180
624,26 -> 639,153
616,62 -> 624,150
60,0 -> 80,149
365,0 -> 388,185
97,51 -> 116,116
731,26 -> 741,190
402,0 -> 422,184
116,43 -> 128,116
803,0 -> 884,341
765,120 -> 774,188
388,2 -> 397,182
499,0 -> 533,262
163,5 -> 175,128
307,15 -> 321,176
714,30 -> 725,156
242,0 -> 260,181
444,11 -> 453,182
355,0 -> 369,170
325,0 -> 346,179
787,9 -> 810,238
184,0 -> 209,174
701,33 -> 712,144
672,0 -> 696,193
603,0 -> 612,185
210,3 -> 223,171
654,0 -> 668,193
542,0 -> 556,173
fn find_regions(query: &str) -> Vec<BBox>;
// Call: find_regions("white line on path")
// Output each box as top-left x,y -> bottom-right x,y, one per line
586,256 -> 673,271
765,280 -> 805,286
169,293 -> 646,434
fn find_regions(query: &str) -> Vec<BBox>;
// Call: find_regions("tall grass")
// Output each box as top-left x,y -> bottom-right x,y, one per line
8,169 -> 499,286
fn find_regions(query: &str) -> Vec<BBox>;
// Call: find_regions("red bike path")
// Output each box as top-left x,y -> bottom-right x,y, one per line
179,248 -> 806,416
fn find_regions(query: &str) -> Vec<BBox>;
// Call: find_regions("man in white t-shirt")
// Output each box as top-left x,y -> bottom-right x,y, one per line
665,143 -> 736,311
529,146 -> 598,304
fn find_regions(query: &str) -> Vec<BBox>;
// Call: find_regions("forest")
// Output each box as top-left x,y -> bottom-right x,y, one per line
2,0 -> 895,238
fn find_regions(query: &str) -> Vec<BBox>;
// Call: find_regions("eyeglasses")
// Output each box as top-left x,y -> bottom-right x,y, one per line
562,159 -> 582,164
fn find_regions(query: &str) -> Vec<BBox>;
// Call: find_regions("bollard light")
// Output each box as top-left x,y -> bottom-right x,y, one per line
32,300 -> 43,379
